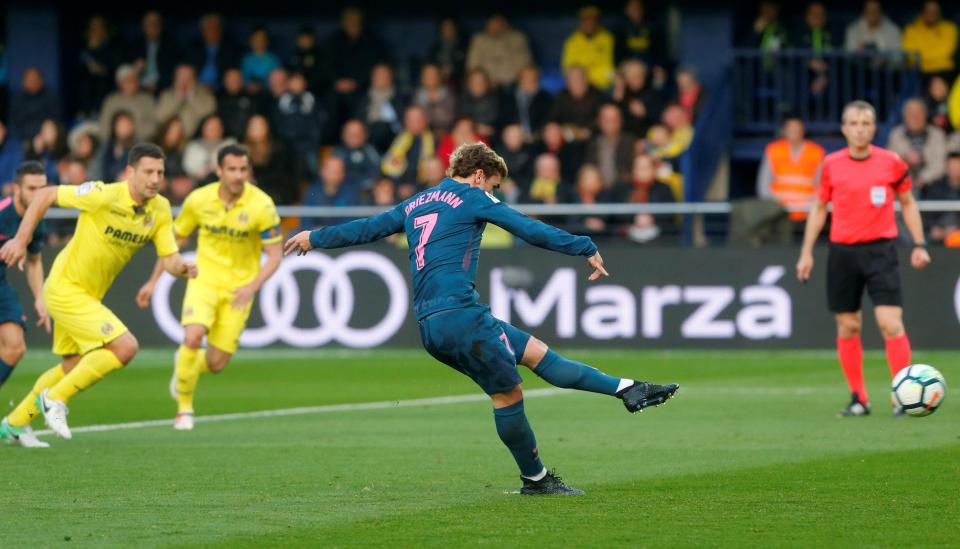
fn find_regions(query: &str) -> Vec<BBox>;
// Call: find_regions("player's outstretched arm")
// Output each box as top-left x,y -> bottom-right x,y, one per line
898,190 -> 932,270
478,197 -> 604,278
25,253 -> 50,333
796,198 -> 828,282
285,206 -> 405,256
137,235 -> 190,309
0,186 -> 58,270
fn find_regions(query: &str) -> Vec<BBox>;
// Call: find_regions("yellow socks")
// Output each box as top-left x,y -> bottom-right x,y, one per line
175,346 -> 207,413
196,352 -> 208,375
47,349 -> 123,403
7,364 -> 65,427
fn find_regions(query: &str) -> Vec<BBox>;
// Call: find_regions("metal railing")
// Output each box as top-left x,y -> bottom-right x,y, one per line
37,201 -> 960,219
733,49 -> 921,135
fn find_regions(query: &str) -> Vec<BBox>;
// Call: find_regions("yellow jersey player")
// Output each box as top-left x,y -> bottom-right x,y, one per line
136,144 -> 282,431
0,143 -> 197,442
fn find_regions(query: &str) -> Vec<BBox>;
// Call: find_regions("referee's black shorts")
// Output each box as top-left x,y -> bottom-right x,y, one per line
827,238 -> 903,313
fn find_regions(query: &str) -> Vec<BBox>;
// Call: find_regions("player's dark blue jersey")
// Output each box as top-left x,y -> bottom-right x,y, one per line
309,178 -> 597,319
0,195 -> 46,285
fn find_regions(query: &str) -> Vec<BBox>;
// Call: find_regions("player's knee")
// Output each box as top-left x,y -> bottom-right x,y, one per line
838,324 -> 861,338
111,334 -> 140,365
182,325 -> 206,349
1,340 -> 26,365
61,355 -> 82,372
836,317 -> 861,338
521,337 -> 548,369
206,351 -> 230,374
878,319 -> 904,339
183,332 -> 204,349
491,384 -> 524,407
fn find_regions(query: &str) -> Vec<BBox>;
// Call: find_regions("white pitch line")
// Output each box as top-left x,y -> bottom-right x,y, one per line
31,385 -> 818,437
34,388 -> 571,436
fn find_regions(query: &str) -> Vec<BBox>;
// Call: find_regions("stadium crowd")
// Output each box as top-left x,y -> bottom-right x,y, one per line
1,0 -> 960,244
0,2 -> 700,244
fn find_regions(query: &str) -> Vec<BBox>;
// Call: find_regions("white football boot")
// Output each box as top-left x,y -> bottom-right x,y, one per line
16,425 -> 51,448
174,412 -> 194,431
36,389 -> 72,439
0,418 -> 50,448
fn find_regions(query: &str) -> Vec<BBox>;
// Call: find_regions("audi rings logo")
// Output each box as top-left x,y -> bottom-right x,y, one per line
151,251 -> 409,348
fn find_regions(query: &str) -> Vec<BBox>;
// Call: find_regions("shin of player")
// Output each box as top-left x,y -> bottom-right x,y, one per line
137,144 -> 282,431
796,101 -> 930,416
0,144 -> 198,441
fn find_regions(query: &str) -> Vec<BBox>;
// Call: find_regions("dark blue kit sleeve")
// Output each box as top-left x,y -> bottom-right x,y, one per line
309,205 -> 405,249
478,197 -> 597,257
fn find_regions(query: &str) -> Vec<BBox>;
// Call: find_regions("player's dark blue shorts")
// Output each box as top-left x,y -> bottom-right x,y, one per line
418,304 -> 532,395
0,283 -> 26,330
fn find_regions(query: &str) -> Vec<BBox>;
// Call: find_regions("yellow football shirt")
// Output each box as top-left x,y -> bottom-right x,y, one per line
48,181 -> 178,299
174,182 -> 281,289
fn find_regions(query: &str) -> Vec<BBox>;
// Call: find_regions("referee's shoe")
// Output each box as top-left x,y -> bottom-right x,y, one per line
839,392 -> 870,417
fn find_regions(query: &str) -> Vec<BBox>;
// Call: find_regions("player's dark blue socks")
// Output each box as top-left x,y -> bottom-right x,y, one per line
0,359 -> 14,388
533,350 -> 624,396
493,400 -> 544,478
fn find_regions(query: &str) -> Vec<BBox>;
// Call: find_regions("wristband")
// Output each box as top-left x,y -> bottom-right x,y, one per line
914,242 -> 928,249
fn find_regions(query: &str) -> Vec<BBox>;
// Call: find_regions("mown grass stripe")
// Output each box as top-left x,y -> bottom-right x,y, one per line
35,387 -> 571,436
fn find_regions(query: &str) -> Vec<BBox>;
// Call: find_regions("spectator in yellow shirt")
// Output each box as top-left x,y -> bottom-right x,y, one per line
562,6 -> 615,90
902,1 -> 958,79
948,75 -> 960,131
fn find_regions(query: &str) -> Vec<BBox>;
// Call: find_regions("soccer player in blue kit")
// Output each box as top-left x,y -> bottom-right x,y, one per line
285,143 -> 678,495
0,162 -> 51,448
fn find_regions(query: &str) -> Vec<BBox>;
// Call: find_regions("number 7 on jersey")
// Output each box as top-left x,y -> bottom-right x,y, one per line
413,213 -> 439,270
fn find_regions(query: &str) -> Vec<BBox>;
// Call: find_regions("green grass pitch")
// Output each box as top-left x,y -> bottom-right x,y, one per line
1,348 -> 958,547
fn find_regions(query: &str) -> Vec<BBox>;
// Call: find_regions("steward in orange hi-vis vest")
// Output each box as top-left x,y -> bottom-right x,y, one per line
765,139 -> 825,220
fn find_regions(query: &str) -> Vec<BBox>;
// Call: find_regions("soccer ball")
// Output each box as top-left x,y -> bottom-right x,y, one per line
891,364 -> 947,417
